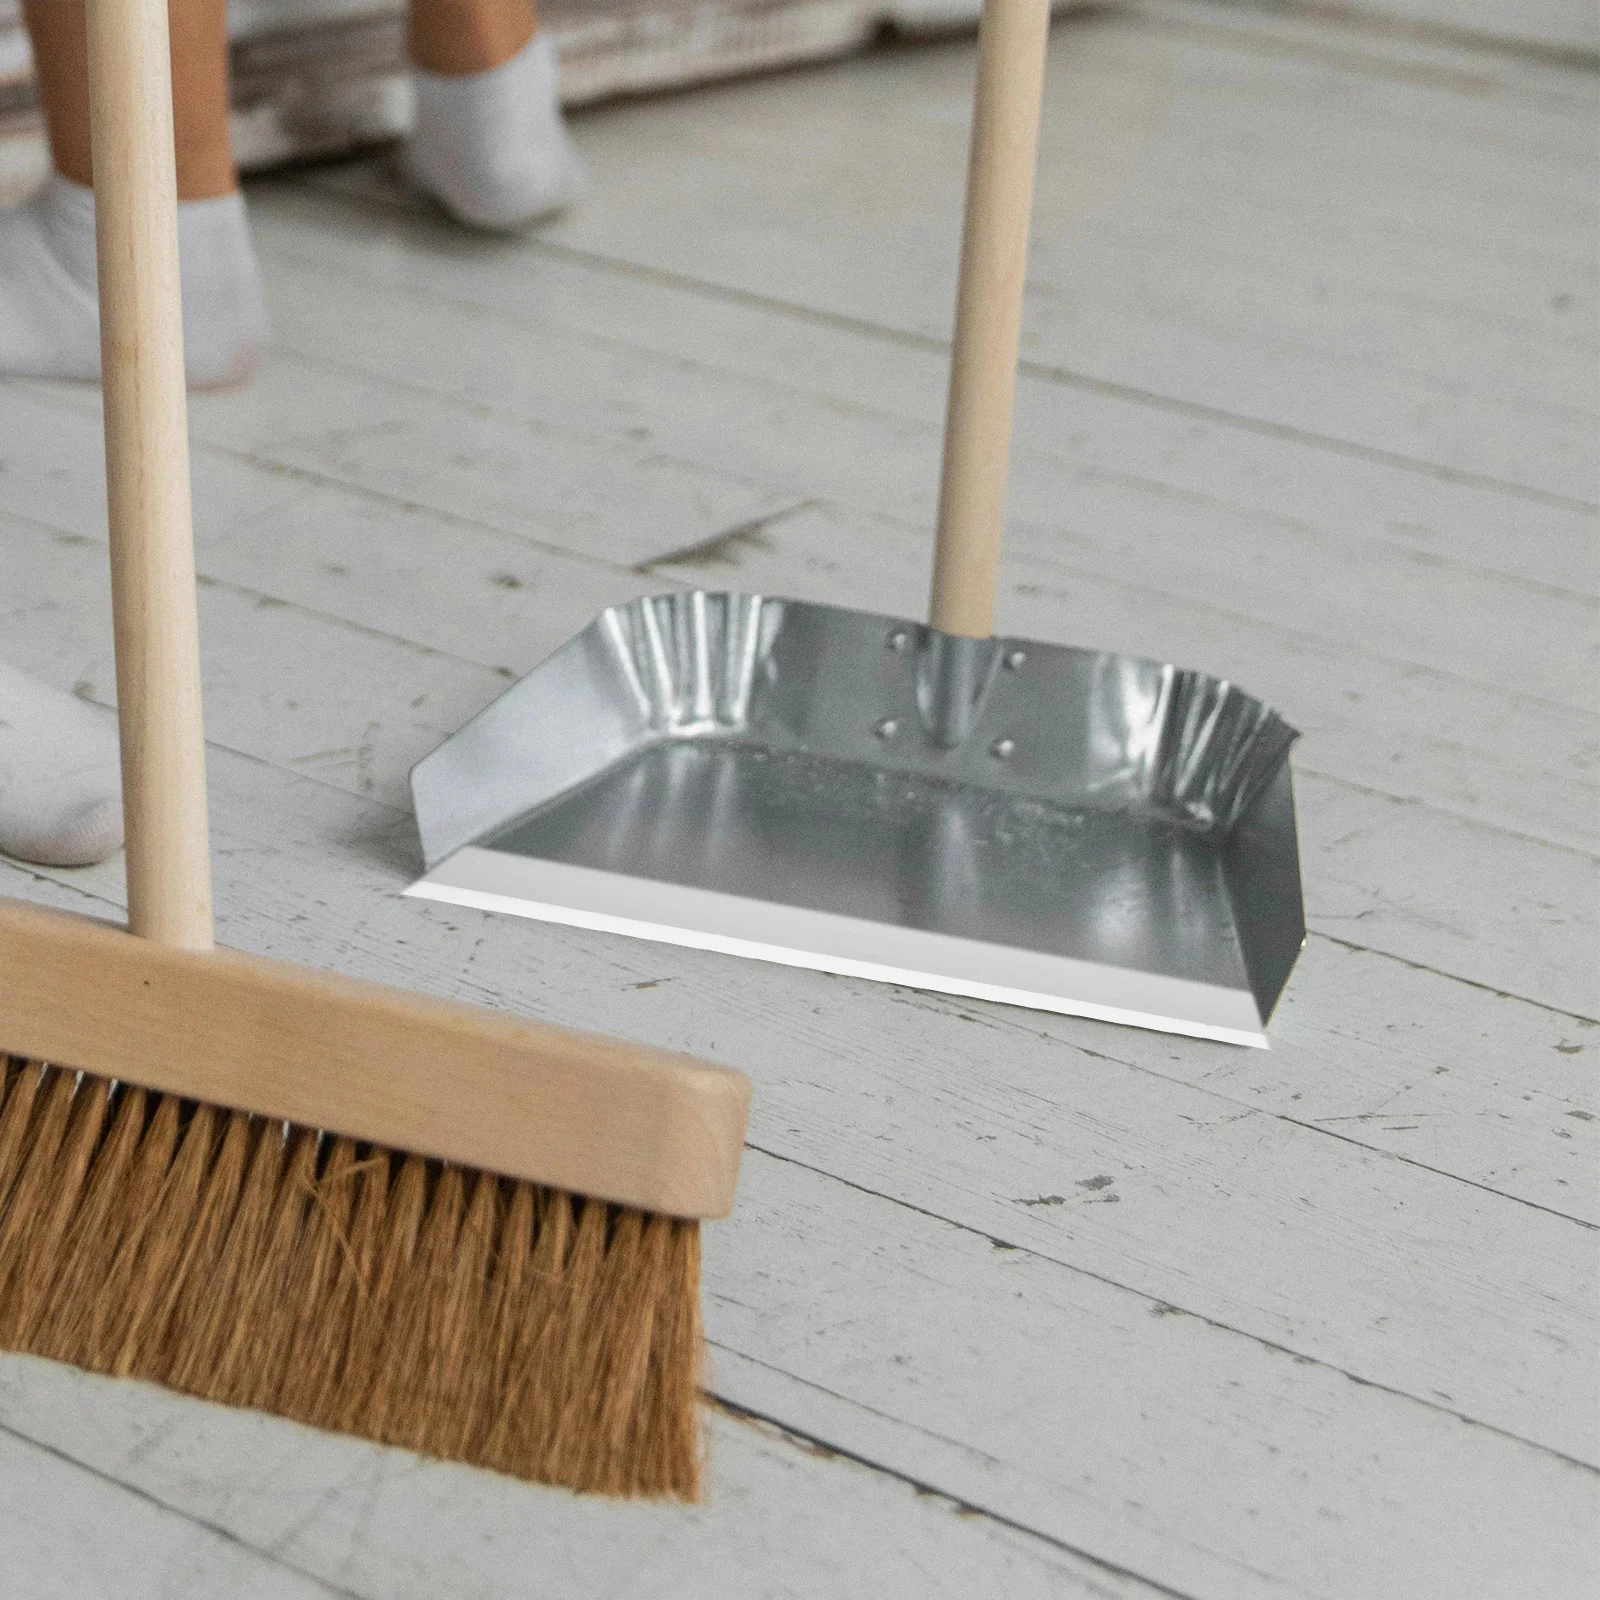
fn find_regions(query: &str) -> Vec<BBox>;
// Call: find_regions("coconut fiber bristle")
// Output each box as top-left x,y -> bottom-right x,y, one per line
0,1057 -> 704,1499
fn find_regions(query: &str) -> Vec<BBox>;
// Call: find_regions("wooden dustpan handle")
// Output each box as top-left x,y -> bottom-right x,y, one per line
87,0 -> 214,949
929,0 -> 1051,640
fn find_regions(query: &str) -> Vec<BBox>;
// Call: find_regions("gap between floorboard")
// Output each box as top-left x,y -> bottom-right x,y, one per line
703,1392 -> 1203,1600
487,234 -> 1600,517
739,1139 -> 1598,1467
0,1418 -> 364,1600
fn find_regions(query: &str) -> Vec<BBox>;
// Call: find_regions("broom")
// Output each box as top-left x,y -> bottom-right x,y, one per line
0,0 -> 749,1500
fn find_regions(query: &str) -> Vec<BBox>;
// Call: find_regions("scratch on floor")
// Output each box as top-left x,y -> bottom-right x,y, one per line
634,499 -> 814,575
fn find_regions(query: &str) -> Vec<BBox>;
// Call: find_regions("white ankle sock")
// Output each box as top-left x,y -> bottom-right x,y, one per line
0,660 -> 123,868
0,175 -> 267,387
405,34 -> 583,231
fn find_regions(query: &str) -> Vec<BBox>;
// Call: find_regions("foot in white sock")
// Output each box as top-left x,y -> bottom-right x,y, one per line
0,175 -> 267,387
0,660 -> 123,868
405,34 -> 583,231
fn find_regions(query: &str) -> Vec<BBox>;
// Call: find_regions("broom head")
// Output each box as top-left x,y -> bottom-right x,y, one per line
0,896 -> 749,1499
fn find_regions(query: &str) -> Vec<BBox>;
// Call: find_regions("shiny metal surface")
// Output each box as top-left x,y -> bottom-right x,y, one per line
408,592 -> 1304,1045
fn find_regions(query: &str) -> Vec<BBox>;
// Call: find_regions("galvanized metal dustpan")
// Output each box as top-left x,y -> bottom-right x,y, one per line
407,0 -> 1305,1047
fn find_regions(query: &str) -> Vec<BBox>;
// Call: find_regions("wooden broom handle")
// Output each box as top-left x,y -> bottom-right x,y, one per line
929,0 -> 1051,639
87,0 -> 214,949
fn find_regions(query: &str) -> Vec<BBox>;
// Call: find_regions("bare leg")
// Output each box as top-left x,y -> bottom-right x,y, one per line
409,0 -> 537,76
25,0 -> 236,199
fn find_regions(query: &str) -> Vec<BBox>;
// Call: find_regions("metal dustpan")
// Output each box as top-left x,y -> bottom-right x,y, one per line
406,0 -> 1306,1047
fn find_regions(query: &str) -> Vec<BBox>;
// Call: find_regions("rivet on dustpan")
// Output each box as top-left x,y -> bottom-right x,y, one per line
875,717 -> 900,739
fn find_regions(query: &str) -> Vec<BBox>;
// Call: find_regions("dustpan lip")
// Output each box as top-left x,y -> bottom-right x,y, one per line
407,846 -> 1274,1049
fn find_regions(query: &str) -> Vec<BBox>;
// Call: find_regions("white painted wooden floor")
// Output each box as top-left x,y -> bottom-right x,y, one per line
0,3 -> 1595,1595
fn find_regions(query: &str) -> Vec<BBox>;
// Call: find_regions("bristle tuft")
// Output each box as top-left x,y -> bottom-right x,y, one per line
0,1067 -> 704,1498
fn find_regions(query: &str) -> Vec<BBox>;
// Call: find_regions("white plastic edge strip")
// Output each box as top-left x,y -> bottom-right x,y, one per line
407,846 -> 1270,1049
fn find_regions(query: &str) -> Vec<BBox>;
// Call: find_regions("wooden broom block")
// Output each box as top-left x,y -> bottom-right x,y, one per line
0,895 -> 749,1219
